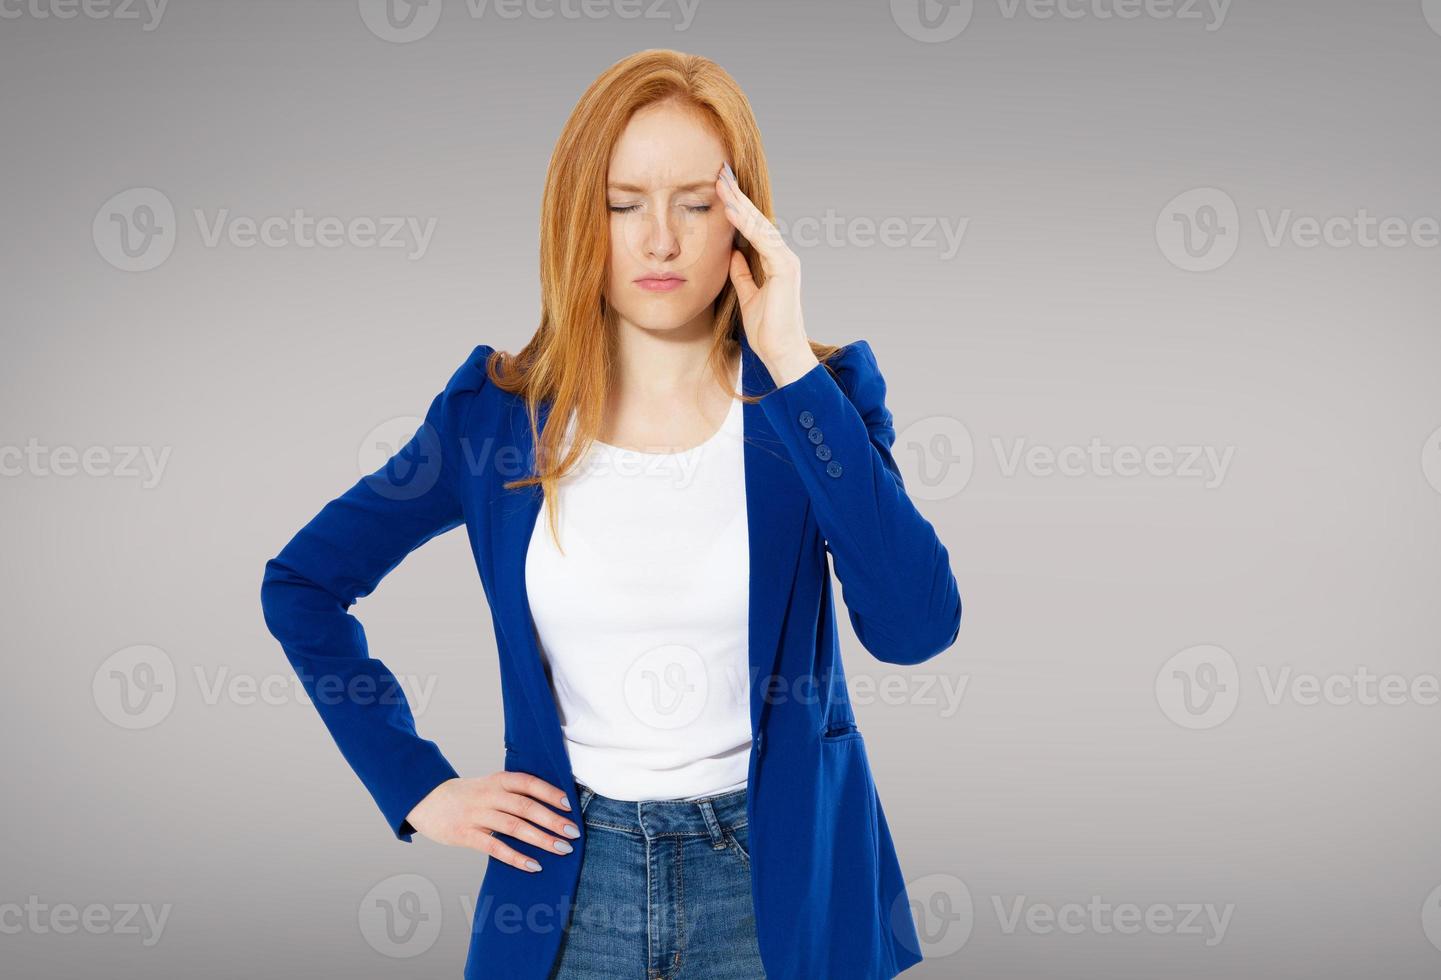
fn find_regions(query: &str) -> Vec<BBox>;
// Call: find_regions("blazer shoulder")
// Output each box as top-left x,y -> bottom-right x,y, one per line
434,343 -> 498,441
826,338 -> 891,428
443,343 -> 497,398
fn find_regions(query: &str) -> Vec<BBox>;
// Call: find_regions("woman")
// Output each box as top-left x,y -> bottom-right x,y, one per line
261,49 -> 961,980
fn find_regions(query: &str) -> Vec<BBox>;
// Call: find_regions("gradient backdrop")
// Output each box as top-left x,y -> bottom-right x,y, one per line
3,1 -> 1441,977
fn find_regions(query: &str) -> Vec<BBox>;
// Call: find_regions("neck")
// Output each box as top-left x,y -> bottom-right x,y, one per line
611,312 -> 730,398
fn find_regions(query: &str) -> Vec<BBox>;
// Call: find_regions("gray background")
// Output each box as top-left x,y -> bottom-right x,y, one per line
3,0 -> 1441,977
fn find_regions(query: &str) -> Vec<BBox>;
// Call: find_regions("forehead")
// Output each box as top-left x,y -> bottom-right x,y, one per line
608,102 -> 725,187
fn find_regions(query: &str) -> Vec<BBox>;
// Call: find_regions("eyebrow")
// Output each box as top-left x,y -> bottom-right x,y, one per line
607,179 -> 717,193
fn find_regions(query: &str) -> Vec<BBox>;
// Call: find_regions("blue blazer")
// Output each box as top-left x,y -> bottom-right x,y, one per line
260,328 -> 962,979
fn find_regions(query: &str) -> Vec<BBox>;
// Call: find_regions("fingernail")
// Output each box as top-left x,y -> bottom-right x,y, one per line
722,161 -> 736,185
562,823 -> 580,838
552,840 -> 573,854
525,859 -> 542,872
558,796 -> 571,810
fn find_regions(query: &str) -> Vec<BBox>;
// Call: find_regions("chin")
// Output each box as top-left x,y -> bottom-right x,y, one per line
618,312 -> 699,334
612,294 -> 714,333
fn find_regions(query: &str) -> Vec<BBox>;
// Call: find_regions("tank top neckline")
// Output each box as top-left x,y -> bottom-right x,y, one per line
589,356 -> 743,460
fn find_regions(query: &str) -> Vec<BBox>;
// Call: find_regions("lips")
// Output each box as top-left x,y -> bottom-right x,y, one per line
634,274 -> 686,292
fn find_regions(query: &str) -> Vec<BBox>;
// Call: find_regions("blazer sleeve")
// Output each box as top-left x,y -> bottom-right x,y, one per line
757,339 -> 962,665
259,344 -> 494,841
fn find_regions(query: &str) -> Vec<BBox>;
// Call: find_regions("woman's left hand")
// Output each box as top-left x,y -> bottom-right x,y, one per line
717,163 -> 820,387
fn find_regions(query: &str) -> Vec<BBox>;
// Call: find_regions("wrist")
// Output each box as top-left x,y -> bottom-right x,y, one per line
763,345 -> 821,389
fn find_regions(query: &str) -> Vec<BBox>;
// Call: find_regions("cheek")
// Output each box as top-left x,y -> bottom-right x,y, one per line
607,218 -> 632,276
699,212 -> 733,269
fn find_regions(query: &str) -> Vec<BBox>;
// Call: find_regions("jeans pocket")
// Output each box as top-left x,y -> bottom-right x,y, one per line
723,822 -> 751,868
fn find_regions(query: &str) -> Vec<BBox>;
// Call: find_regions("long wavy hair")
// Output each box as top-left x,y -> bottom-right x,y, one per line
484,48 -> 843,548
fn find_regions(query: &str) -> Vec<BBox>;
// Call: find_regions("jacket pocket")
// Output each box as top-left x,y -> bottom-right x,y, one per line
819,721 -> 862,743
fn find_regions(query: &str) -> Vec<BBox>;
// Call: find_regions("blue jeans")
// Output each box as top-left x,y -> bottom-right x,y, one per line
547,781 -> 767,979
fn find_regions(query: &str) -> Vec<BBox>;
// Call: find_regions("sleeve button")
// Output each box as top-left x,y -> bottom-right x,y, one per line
807,427 -> 824,445
798,410 -> 814,428
815,443 -> 832,461
826,461 -> 843,478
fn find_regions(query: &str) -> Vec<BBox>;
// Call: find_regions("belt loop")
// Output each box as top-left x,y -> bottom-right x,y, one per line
696,799 -> 726,847
577,784 -> 596,816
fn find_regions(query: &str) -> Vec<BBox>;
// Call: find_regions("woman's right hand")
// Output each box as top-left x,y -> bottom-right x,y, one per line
404,773 -> 580,872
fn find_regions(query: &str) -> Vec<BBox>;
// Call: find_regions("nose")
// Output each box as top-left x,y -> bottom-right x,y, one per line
642,211 -> 682,263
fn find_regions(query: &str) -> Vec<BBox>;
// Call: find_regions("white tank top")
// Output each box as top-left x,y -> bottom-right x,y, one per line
524,358 -> 751,802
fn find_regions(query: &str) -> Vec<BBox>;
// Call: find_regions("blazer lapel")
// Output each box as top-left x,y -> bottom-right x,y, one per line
737,330 -> 810,737
487,397 -> 572,781
486,329 -> 811,782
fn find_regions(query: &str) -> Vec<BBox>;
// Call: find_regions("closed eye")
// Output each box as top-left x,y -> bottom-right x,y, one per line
609,205 -> 712,214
